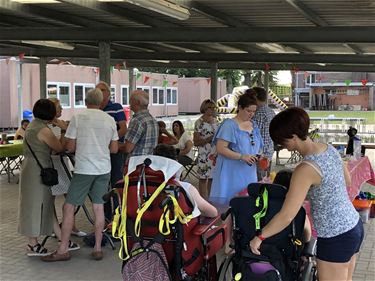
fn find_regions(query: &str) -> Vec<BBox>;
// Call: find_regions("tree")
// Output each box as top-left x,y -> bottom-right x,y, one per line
242,70 -> 279,87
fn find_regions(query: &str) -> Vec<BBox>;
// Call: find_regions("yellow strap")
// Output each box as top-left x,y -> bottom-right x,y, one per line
134,181 -> 167,237
113,175 -> 130,261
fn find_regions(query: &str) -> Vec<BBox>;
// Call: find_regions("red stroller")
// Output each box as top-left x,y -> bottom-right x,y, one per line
107,155 -> 227,280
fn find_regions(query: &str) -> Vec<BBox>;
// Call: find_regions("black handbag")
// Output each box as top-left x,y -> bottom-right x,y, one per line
25,138 -> 59,186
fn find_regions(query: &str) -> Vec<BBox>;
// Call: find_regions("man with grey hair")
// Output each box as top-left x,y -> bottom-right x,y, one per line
120,90 -> 158,156
43,88 -> 119,262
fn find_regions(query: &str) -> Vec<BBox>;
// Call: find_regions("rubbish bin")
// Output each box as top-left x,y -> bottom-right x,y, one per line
123,106 -> 131,121
23,110 -> 33,122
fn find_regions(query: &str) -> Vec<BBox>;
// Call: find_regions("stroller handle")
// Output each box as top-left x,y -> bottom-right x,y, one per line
102,189 -> 117,202
221,208 -> 232,221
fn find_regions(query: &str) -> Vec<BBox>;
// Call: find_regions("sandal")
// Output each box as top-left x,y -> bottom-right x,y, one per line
68,240 -> 80,251
27,243 -> 49,257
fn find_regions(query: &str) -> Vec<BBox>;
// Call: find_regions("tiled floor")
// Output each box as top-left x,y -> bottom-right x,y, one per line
0,149 -> 374,281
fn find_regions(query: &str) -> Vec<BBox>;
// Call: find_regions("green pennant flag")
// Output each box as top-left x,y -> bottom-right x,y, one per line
136,72 -> 141,80
162,80 -> 168,87
345,79 -> 351,86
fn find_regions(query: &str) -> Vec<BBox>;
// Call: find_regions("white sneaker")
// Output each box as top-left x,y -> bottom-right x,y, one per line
68,240 -> 80,251
71,230 -> 87,237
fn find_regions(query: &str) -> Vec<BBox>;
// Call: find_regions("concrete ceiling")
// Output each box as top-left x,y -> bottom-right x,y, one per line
0,0 -> 374,72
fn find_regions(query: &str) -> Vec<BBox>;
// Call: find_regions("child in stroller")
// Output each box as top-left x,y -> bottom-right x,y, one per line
108,144 -> 226,281
218,175 -> 316,281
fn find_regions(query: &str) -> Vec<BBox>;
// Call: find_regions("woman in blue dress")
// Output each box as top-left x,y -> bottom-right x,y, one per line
210,94 -> 263,205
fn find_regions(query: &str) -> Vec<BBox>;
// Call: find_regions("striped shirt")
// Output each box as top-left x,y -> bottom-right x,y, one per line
124,110 -> 158,156
252,105 -> 275,159
103,100 -> 126,142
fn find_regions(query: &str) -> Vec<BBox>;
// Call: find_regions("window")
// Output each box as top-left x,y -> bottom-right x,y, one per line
74,83 -> 94,107
110,85 -> 116,102
47,82 -> 71,108
166,87 -> 178,104
306,73 -> 316,85
121,86 -> 129,105
152,87 -> 165,105
137,86 -> 150,94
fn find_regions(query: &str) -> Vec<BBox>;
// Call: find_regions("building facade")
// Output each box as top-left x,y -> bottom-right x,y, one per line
293,71 -> 375,110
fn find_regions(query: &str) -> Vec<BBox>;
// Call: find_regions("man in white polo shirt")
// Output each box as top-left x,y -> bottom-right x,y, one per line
43,88 -> 118,262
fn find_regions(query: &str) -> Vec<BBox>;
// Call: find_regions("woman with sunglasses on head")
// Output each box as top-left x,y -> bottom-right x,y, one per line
209,94 -> 263,206
193,99 -> 218,199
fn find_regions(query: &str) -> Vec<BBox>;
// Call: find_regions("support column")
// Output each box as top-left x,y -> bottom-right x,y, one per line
99,41 -> 111,85
39,57 -> 47,99
16,60 -> 23,124
129,68 -> 135,94
210,62 -> 218,101
264,70 -> 269,105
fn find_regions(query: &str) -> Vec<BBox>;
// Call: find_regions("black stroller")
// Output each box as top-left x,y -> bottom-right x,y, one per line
218,183 -> 317,281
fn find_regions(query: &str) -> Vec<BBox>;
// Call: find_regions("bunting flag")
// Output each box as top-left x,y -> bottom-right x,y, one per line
172,81 -> 178,86
361,79 -> 368,86
162,80 -> 168,87
206,78 -> 211,84
136,72 -> 141,80
345,79 -> 352,86
18,52 -> 25,60
264,63 -> 271,71
144,76 -> 150,84
291,66 -> 300,74
115,63 -> 121,71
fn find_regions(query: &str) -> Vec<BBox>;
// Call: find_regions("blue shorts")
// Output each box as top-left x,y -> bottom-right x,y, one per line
317,219 -> 364,263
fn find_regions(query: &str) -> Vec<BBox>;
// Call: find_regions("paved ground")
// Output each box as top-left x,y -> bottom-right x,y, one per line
0,149 -> 374,281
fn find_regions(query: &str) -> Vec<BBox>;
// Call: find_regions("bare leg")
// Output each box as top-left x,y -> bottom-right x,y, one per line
346,254 -> 358,281
52,210 -> 62,241
317,259 -> 350,281
28,237 -> 38,247
92,203 -> 105,252
56,203 -> 75,254
199,179 -> 208,199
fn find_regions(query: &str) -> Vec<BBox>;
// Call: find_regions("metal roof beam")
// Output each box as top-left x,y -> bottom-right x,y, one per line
343,43 -> 364,55
1,27 -> 373,43
285,0 -> 328,26
18,57 -> 375,72
1,48 -> 373,64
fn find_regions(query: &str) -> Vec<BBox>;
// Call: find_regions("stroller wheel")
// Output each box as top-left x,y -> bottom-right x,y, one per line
300,259 -> 318,281
218,254 -> 235,281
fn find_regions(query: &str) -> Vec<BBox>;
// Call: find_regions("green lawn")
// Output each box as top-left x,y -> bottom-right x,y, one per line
307,110 -> 375,124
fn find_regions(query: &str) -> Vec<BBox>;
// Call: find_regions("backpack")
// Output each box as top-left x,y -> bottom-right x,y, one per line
122,242 -> 172,281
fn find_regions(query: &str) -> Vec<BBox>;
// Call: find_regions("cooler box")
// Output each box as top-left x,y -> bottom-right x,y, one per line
352,199 -> 372,223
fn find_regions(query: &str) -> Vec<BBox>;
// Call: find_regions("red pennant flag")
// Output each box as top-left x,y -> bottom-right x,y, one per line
264,63 -> 270,71
115,63 -> 121,71
172,81 -> 178,86
361,79 -> 368,86
18,52 -> 25,60
207,78 -> 211,84
292,66 -> 300,74
144,76 -> 150,84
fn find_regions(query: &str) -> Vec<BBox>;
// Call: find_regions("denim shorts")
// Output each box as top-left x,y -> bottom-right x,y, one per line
317,219 -> 364,263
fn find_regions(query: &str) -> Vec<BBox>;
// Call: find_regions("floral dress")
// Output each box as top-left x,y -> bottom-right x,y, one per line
194,117 -> 218,179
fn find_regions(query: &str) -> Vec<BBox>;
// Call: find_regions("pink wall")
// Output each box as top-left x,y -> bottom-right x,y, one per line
178,77 -> 227,113
0,60 -> 227,127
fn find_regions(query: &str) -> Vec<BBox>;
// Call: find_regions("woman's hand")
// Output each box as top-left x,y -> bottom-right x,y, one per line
240,154 -> 258,165
249,236 -> 262,255
52,119 -> 68,130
